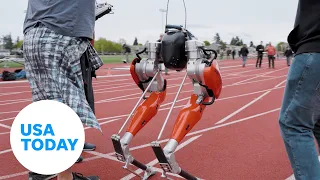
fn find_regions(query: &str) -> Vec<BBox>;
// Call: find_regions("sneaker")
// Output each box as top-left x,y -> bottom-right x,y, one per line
76,156 -> 83,163
28,172 -> 57,180
83,142 -> 96,151
95,1 -> 113,20
72,172 -> 100,180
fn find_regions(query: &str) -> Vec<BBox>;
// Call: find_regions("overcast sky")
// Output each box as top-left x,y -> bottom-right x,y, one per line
0,0 -> 299,46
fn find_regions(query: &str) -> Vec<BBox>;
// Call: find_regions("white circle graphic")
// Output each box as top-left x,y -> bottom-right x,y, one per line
10,100 -> 85,175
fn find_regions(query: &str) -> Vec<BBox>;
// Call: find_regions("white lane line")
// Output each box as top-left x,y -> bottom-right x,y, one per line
0,98 -> 30,103
0,108 -> 280,179
224,73 -> 276,78
0,132 -> 9,135
161,77 -> 287,108
0,117 -> 15,122
120,135 -> 202,180
232,67 -> 288,85
0,149 -> 12,155
92,74 -> 131,78
223,75 -> 286,88
224,64 -> 288,78
215,80 -> 286,124
94,84 -> 138,92
94,76 -> 185,92
0,68 -> 287,120
0,63 -> 284,99
0,123 -> 11,129
95,74 -> 252,103
0,80 -> 28,85
92,78 -> 132,85
187,108 -> 281,136
161,85 -> 286,108
84,118 -> 121,130
86,108 -> 282,164
0,84 -> 286,124
0,85 -> 30,89
0,72 -> 279,106
0,99 -> 31,106
223,66 -> 273,76
0,61 -> 284,86
0,75 -> 183,98
0,110 -> 20,115
83,150 -> 183,179
94,83 -> 192,94
0,171 -> 29,180
95,74 -> 287,104
0,91 -> 30,96
96,92 -> 141,103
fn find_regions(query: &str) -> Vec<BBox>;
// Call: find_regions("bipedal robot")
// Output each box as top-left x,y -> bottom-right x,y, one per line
111,24 -> 222,180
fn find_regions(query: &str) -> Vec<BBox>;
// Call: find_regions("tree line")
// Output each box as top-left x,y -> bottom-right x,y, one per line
204,33 -> 287,52
94,37 -> 143,53
0,34 -> 143,54
1,34 -> 23,51
1,33 -> 288,53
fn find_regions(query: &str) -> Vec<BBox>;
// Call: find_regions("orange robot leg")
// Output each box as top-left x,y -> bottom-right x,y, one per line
127,89 -> 166,136
169,94 -> 207,143
126,58 -> 167,136
170,60 -> 222,143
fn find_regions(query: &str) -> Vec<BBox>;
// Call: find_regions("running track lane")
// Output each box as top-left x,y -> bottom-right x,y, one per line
0,59 -> 294,179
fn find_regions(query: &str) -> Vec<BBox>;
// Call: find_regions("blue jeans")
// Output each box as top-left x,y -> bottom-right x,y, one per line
242,56 -> 247,65
279,53 -> 320,180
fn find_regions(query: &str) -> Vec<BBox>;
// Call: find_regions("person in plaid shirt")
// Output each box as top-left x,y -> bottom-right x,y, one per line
23,0 -> 103,179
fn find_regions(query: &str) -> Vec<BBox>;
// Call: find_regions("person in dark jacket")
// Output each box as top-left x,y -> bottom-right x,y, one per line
279,1 -> 320,179
122,43 -> 131,63
232,49 -> 236,60
284,46 -> 293,66
256,41 -> 264,68
240,44 -> 249,67
226,49 -> 231,59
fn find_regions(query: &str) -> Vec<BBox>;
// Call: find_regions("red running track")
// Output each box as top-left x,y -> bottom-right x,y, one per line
0,58 -> 295,180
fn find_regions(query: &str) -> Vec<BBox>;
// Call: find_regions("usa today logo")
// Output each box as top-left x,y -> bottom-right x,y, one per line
10,100 -> 85,175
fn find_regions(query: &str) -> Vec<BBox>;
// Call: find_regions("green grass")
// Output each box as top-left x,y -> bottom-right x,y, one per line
100,55 -> 136,64
0,61 -> 24,68
0,55 -> 141,69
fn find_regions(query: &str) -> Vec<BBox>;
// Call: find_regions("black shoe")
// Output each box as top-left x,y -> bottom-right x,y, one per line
28,172 -> 57,180
72,172 -> 100,180
76,156 -> 83,163
83,142 -> 96,151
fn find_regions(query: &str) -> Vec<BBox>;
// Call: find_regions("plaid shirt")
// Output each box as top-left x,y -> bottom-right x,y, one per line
23,25 -> 103,131
87,41 -> 104,71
